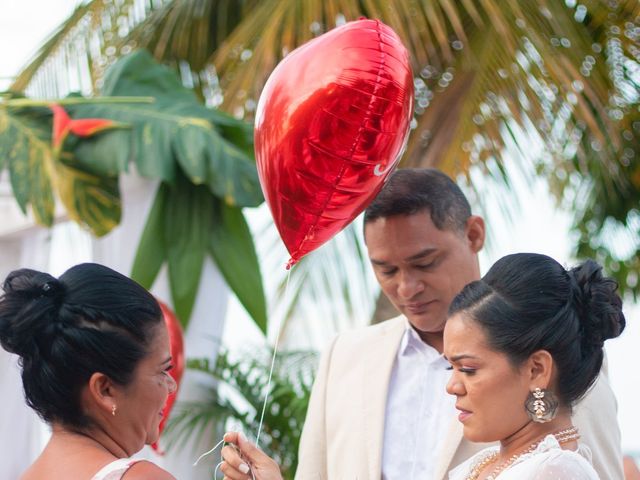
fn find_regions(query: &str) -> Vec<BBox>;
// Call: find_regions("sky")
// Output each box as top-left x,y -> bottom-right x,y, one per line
2,0 -> 638,457
0,0 -> 83,90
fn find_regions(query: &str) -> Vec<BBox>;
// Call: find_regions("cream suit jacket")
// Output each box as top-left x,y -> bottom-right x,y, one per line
295,315 -> 623,480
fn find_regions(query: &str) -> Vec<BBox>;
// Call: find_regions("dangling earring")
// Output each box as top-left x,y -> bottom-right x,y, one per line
112,404 -> 117,417
525,387 -> 558,423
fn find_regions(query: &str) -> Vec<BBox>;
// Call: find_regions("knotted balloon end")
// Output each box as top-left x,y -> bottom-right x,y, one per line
285,258 -> 297,270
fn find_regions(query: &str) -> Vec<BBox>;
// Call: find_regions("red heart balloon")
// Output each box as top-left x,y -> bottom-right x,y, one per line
152,300 -> 185,453
255,19 -> 414,267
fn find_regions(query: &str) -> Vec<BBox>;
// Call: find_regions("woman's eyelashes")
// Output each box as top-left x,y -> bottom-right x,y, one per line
446,364 -> 477,375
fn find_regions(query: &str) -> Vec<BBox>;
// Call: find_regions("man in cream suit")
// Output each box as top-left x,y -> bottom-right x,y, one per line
296,168 -> 623,480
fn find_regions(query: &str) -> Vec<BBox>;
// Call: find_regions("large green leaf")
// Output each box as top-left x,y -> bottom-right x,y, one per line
209,201 -> 267,333
209,113 -> 255,159
0,107 -> 55,225
66,50 -> 263,208
100,48 -> 202,103
54,152 -> 121,237
128,171 -> 268,330
131,182 -> 169,290
66,128 -> 132,177
131,180 -> 267,330
164,174 -> 213,326
0,101 -> 124,235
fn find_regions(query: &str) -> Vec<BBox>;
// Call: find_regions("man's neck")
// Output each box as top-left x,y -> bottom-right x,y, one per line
412,326 -> 444,353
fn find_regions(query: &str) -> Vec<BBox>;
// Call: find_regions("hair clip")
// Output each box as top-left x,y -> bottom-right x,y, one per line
40,280 -> 65,302
41,282 -> 57,298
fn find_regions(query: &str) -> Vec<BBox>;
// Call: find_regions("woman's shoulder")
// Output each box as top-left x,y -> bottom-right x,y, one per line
120,460 -> 175,480
533,446 -> 598,478
510,436 -> 599,479
92,459 -> 175,480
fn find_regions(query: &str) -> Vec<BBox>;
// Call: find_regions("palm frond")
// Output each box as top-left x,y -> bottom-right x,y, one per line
14,1 -> 636,176
11,0 -> 639,317
571,106 -> 640,300
11,0 -> 172,97
165,350 -> 316,479
246,205 -> 378,348
10,0 -> 96,94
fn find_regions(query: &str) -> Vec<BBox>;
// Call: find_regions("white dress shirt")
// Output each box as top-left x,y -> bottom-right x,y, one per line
381,322 -> 456,480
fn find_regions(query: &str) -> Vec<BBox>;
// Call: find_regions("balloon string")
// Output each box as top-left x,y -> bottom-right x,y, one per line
256,266 -> 292,444
193,438 -> 224,466
193,266 -> 293,476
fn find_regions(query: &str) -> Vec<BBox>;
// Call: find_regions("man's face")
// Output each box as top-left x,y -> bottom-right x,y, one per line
365,211 -> 484,334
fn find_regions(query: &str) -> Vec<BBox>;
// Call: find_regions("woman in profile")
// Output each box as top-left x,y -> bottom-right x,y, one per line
220,253 -> 625,479
0,263 -> 177,480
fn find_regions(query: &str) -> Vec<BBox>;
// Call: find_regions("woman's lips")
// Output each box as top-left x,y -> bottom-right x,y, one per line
457,408 -> 472,422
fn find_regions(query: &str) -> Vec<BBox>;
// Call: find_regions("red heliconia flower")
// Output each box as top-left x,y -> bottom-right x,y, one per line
51,104 -> 71,149
50,103 -> 119,150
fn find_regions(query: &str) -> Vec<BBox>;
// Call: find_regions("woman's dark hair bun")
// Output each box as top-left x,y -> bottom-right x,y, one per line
449,253 -> 626,406
0,263 -> 162,429
569,259 -> 625,350
0,269 -> 65,357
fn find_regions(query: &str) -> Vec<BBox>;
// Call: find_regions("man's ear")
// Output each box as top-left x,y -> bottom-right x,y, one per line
465,215 -> 485,253
526,350 -> 554,389
87,372 -> 118,416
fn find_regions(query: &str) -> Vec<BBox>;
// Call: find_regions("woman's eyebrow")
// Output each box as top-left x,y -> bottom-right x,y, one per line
448,354 -> 478,362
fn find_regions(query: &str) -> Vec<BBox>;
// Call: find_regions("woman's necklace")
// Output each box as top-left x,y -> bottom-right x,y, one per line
464,426 -> 580,480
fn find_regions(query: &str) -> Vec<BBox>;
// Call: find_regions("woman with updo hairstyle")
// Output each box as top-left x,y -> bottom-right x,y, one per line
444,253 -> 625,479
0,263 -> 177,480
217,253 -> 625,480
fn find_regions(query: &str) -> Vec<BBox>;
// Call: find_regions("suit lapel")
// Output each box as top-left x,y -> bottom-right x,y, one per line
362,317 -> 407,479
433,415 -> 464,480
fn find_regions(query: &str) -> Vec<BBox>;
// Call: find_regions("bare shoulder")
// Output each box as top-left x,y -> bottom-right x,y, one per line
121,460 -> 176,480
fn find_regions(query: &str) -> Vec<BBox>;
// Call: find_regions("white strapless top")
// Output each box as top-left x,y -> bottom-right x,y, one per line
448,435 -> 599,480
91,458 -> 142,480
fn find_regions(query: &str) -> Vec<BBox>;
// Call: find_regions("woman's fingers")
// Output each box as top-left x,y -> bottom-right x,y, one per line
220,444 -> 251,479
220,463 -> 250,480
222,432 -> 283,480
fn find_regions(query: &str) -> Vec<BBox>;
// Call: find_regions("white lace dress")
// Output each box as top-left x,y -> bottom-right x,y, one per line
448,435 -> 600,480
91,458 -> 142,480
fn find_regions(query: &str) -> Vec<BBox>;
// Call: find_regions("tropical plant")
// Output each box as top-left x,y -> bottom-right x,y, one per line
1,50 -> 267,329
165,349 -> 317,479
8,0 -> 640,325
572,105 -> 640,300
